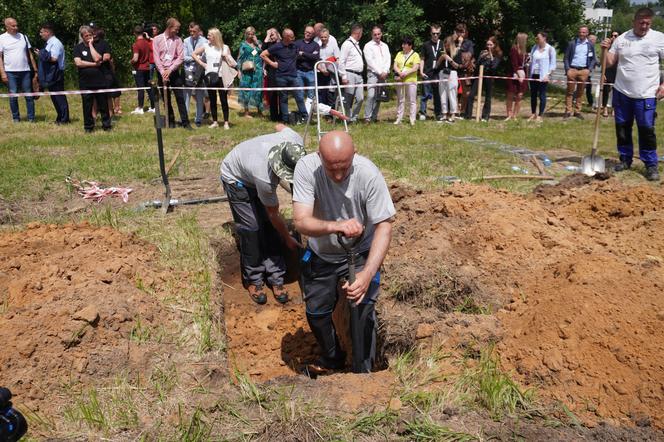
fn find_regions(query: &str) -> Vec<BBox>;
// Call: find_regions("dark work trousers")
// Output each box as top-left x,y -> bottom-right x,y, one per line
157,69 -> 190,127
300,249 -> 380,373
222,180 -> 286,288
317,71 -> 333,107
465,77 -> 494,120
134,69 -> 155,109
462,79 -> 477,119
267,72 -> 281,122
613,89 -> 658,167
207,78 -> 229,123
529,75 -> 548,116
81,91 -> 111,131
48,73 -> 70,123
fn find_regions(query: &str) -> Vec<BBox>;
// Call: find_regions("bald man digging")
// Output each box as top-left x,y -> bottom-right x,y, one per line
293,131 -> 395,373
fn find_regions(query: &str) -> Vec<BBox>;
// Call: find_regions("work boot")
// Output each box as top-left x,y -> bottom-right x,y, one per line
645,165 -> 660,181
614,156 -> 632,172
248,284 -> 267,305
272,285 -> 289,304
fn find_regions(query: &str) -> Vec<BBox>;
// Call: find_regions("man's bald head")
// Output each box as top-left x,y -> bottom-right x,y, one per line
4,18 -> 18,35
319,131 -> 355,183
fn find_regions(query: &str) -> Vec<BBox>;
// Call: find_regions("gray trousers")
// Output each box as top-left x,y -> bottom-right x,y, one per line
184,86 -> 206,124
300,249 -> 379,373
222,180 -> 286,288
364,71 -> 382,122
342,71 -> 364,122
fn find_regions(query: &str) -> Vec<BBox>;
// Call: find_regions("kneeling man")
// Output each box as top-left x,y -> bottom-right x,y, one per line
293,130 -> 395,373
221,124 -> 305,304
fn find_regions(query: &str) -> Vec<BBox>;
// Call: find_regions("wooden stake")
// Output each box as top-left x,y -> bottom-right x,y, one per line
475,65 -> 484,122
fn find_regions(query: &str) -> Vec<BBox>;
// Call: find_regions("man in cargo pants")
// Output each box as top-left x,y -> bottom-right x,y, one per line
293,130 -> 395,373
221,124 -> 306,304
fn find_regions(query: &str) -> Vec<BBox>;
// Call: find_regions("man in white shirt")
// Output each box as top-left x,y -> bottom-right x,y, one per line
314,23 -> 338,53
363,26 -> 390,123
317,28 -> 340,107
602,7 -> 664,181
0,17 -> 38,122
338,24 -> 364,122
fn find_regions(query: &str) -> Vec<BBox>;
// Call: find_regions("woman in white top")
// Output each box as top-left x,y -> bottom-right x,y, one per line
193,28 -> 234,129
528,31 -> 556,122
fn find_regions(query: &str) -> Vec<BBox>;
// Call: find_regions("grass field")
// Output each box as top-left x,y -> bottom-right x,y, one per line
2,86 -> 663,440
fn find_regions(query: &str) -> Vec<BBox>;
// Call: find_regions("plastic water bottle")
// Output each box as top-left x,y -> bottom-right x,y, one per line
565,165 -> 580,172
511,165 -> 521,172
542,157 -> 552,167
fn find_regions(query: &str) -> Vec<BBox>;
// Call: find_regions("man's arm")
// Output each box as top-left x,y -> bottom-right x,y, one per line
153,36 -> 164,74
601,37 -> 617,67
0,51 -> 7,84
338,41 -> 350,82
265,205 -> 300,250
170,39 -> 184,70
344,219 -> 393,304
293,202 -> 363,238
260,49 -> 278,69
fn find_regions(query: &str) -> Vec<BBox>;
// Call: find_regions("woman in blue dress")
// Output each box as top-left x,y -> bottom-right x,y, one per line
237,26 -> 264,117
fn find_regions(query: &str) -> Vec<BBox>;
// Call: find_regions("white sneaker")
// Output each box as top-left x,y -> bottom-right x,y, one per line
131,107 -> 144,115
209,121 -> 219,128
393,120 -> 401,125
223,122 -> 230,130
147,108 -> 155,113
418,114 -> 426,121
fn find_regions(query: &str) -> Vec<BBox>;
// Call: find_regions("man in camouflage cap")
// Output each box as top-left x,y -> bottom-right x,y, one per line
221,124 -> 306,304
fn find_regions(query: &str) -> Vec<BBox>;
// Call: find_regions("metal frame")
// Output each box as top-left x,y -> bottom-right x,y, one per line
303,60 -> 349,145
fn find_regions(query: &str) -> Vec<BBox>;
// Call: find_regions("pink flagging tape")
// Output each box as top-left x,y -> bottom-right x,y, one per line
0,75 -> 614,98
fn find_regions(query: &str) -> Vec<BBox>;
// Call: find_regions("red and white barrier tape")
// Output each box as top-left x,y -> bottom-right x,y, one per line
0,74 -> 614,98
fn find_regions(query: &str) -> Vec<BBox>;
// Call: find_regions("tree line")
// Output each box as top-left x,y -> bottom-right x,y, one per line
1,0 -> 586,84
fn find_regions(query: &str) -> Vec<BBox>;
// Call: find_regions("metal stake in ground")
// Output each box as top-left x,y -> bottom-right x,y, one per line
151,81 -> 172,213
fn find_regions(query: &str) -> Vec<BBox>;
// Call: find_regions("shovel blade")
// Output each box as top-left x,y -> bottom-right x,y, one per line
581,154 -> 606,176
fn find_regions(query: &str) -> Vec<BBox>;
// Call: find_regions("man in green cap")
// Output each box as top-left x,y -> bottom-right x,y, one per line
221,124 -> 306,304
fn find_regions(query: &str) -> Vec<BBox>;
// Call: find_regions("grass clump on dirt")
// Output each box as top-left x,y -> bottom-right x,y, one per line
403,417 -> 478,442
457,346 -> 535,420
383,259 -> 476,311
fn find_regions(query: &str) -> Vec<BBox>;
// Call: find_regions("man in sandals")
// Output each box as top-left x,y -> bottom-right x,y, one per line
221,124 -> 305,304
293,131 -> 395,373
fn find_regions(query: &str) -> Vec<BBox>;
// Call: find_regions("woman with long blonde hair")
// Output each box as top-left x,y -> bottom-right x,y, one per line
437,35 -> 460,122
506,32 -> 529,121
193,27 -> 235,129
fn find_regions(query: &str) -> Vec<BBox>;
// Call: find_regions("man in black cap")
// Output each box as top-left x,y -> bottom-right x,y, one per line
221,124 -> 306,304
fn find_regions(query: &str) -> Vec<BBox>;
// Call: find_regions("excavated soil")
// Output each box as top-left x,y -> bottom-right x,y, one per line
384,177 -> 664,429
0,223 -> 176,412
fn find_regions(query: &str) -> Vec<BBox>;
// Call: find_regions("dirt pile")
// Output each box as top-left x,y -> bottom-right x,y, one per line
0,223 -> 174,411
384,178 -> 664,428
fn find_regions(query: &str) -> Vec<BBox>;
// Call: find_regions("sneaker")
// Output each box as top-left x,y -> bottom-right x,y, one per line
418,113 -> 426,121
147,108 -> 156,113
645,165 -> 660,181
195,121 -> 202,127
223,122 -> 230,130
393,120 -> 401,125
446,117 -> 455,123
614,157 -> 632,172
574,113 -> 584,120
209,121 -> 219,128
182,124 -> 194,131
409,120 -> 415,126
436,115 -> 445,122
481,118 -> 489,122
563,113 -> 571,120
131,107 -> 144,115
202,111 -> 210,120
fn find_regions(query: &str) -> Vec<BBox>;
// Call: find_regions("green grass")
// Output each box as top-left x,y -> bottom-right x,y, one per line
457,345 -> 536,420
2,90 -> 662,207
403,418 -> 478,441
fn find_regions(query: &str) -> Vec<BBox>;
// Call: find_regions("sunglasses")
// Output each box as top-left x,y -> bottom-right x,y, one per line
611,34 -> 619,38
431,32 -> 440,35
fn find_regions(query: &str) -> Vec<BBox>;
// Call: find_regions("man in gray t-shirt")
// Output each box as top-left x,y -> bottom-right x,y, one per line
293,130 -> 395,373
221,124 -> 305,304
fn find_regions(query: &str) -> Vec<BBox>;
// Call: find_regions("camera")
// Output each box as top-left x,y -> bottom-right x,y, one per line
0,388 -> 27,442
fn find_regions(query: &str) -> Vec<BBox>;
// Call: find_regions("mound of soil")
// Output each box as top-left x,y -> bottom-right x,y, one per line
384,179 -> 664,428
0,223 -> 174,411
